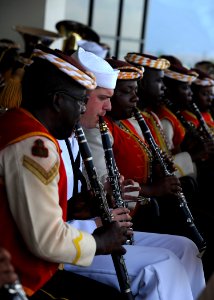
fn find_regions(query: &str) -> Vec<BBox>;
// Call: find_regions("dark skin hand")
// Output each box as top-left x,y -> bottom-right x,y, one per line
140,174 -> 182,198
0,248 -> 18,288
184,136 -> 214,164
92,221 -> 128,255
109,207 -> 134,239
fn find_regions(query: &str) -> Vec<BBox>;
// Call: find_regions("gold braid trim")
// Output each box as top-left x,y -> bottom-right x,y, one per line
39,289 -> 69,299
23,155 -> 59,185
144,111 -> 170,155
72,231 -> 83,265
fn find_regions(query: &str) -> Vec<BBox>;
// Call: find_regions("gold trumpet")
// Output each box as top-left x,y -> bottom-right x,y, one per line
55,20 -> 100,53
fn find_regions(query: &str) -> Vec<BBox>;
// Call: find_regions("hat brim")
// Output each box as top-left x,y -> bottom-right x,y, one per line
56,20 -> 100,43
14,25 -> 61,40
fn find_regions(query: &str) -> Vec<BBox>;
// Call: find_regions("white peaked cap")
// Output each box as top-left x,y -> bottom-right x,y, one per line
71,47 -> 119,89
77,40 -> 108,59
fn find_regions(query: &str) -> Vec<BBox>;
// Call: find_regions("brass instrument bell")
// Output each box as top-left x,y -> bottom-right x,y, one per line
56,20 -> 100,53
14,25 -> 61,57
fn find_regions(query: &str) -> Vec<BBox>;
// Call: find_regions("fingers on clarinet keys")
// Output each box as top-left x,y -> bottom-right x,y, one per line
121,226 -> 131,246
92,222 -> 127,256
110,212 -> 115,221
126,228 -> 134,245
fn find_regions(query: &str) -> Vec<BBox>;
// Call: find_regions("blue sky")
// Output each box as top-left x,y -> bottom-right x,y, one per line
145,0 -> 214,66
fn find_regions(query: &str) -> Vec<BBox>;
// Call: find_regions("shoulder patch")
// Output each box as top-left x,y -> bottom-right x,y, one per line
23,155 -> 59,185
32,139 -> 49,157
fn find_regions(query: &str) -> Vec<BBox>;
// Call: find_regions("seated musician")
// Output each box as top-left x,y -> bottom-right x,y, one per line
61,47 -> 206,300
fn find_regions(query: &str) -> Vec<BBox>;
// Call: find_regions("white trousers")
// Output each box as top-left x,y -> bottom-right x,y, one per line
65,221 -> 205,300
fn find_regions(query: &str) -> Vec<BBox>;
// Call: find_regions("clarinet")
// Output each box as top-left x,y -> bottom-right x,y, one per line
4,280 -> 28,300
74,123 -> 134,300
188,101 -> 214,142
164,98 -> 205,144
98,116 -> 134,245
133,107 -> 207,256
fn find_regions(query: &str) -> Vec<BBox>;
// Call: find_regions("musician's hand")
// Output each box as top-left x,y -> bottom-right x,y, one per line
110,208 -> 133,239
153,176 -> 182,197
92,222 -> 128,255
121,179 -> 141,202
0,248 -> 18,288
104,176 -> 141,206
142,176 -> 182,198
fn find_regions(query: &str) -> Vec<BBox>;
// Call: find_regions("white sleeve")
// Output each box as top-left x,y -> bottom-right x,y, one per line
161,119 -> 197,179
0,136 -> 96,267
173,152 -> 197,179
161,118 -> 175,150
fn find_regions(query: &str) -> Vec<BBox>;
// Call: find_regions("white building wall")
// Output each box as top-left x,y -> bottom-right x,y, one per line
0,0 -> 46,51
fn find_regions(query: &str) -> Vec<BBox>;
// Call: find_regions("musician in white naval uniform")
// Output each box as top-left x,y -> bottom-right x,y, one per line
59,47 -> 205,300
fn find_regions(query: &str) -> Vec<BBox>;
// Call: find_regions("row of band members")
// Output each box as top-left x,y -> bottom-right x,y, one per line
0,41 -> 214,299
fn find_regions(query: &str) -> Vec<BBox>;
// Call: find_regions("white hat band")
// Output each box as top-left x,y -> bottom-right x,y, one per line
164,69 -> 198,83
33,49 -> 97,90
193,78 -> 214,86
117,66 -> 144,80
125,53 -> 170,70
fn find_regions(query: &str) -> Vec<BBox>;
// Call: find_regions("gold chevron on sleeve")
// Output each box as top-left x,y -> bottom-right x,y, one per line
23,155 -> 59,185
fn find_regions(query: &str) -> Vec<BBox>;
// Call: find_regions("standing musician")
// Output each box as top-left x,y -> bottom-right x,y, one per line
0,44 -> 131,300
62,48 -> 206,300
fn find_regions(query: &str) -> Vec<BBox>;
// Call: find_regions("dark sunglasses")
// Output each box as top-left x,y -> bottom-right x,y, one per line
53,91 -> 89,105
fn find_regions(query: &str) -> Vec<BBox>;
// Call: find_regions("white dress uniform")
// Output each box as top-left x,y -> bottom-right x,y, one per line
60,135 -> 206,300
0,136 -> 97,267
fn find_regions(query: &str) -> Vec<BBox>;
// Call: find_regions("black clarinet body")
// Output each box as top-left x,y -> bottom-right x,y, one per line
3,280 -> 28,300
188,101 -> 214,142
74,123 -> 134,300
133,107 -> 206,256
98,116 -> 134,245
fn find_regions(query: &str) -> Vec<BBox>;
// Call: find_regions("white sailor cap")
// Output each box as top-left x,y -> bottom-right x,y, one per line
77,40 -> 108,59
71,47 -> 119,89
